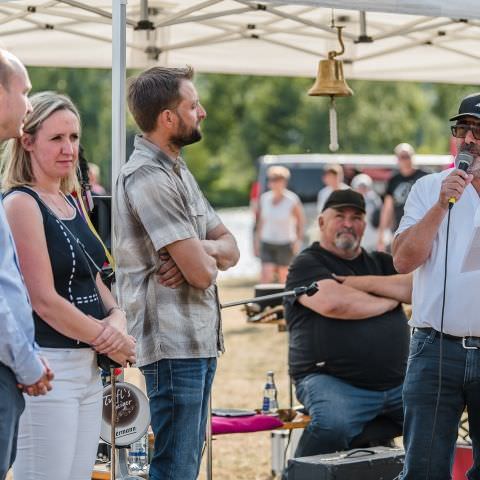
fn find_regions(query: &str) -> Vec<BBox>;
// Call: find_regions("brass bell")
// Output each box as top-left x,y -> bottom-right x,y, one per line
308,57 -> 353,97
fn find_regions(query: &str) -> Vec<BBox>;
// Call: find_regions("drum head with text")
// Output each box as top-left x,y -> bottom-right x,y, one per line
100,382 -> 150,447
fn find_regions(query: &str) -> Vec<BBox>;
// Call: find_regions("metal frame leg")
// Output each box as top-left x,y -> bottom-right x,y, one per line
111,368 -> 117,480
289,376 -> 294,409
206,395 -> 213,480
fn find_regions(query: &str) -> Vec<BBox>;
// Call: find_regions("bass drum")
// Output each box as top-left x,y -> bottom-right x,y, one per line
100,382 -> 151,447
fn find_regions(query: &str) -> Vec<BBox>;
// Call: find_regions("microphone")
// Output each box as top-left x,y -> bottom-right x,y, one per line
449,151 -> 474,208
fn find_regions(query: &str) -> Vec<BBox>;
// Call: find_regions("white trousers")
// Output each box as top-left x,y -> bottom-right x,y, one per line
13,348 -> 103,480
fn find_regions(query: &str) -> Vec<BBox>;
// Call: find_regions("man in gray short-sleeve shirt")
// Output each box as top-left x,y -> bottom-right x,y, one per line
114,66 -> 239,480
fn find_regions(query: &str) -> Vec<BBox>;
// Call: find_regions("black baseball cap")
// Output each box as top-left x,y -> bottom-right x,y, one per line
322,189 -> 366,213
450,93 -> 480,122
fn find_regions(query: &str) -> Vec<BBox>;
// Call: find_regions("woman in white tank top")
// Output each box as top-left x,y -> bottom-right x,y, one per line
254,166 -> 305,283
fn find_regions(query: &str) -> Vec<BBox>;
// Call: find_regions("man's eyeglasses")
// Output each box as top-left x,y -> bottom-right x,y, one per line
451,124 -> 480,140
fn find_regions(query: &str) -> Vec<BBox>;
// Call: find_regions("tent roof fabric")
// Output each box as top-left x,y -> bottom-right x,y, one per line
1,1 -> 479,84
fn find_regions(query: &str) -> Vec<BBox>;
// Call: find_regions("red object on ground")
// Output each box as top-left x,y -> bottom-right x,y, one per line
113,368 -> 123,376
453,444 -> 472,479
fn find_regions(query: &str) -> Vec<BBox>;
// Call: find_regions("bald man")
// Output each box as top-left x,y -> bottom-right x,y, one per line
0,49 -> 53,480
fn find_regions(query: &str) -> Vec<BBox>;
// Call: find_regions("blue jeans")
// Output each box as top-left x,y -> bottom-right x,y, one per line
294,373 -> 403,457
401,328 -> 480,480
141,358 -> 217,480
0,363 -> 25,480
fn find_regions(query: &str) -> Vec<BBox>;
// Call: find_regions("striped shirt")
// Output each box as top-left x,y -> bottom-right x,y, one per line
114,135 -> 223,367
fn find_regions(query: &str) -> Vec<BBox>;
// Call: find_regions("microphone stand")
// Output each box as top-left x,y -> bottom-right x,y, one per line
220,282 -> 319,309
204,282 -> 318,480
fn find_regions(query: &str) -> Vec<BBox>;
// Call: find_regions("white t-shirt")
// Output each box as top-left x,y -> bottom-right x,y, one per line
259,189 -> 300,244
396,169 -> 480,336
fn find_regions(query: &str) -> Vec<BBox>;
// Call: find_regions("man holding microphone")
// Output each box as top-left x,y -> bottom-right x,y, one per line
0,49 -> 53,480
393,93 -> 480,479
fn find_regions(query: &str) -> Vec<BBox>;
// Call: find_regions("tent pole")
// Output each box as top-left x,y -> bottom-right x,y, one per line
112,0 -> 127,219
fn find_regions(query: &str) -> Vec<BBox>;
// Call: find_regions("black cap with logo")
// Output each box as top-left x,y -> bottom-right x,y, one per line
322,189 -> 366,213
450,93 -> 480,122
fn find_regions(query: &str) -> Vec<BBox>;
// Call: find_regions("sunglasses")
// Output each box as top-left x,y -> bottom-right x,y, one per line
451,124 -> 480,141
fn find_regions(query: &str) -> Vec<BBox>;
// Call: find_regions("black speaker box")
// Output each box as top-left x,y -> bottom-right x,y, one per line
286,446 -> 404,480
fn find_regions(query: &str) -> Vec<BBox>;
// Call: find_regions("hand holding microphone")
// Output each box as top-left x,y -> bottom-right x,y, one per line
440,151 -> 474,210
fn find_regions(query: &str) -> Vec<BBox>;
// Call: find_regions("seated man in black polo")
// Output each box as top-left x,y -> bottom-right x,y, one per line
285,189 -> 412,457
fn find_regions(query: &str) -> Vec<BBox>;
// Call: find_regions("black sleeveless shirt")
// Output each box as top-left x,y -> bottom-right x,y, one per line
5,187 -> 106,348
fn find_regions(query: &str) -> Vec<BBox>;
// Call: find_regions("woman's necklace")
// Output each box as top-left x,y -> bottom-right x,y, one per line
33,187 -> 75,219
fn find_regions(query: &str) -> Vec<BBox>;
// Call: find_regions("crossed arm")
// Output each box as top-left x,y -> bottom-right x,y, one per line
157,223 -> 239,290
299,273 -> 412,320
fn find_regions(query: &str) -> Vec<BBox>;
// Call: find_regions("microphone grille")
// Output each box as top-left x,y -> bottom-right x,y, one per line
457,151 -> 474,167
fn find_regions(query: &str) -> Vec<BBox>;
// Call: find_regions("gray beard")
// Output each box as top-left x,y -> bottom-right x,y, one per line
334,235 -> 358,251
469,157 -> 480,178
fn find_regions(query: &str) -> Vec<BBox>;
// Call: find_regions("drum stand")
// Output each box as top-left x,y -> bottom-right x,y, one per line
109,367 -> 145,480
111,367 -> 116,480
204,282 -> 318,480
206,396 -> 213,480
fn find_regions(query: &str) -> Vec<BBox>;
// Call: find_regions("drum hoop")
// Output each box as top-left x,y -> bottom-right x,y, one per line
100,381 -> 150,446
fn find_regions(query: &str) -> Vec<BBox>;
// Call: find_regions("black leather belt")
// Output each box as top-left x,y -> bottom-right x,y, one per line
415,327 -> 480,349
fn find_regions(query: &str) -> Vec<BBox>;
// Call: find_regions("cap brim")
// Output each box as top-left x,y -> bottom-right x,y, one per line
449,113 -> 480,121
327,203 -> 366,214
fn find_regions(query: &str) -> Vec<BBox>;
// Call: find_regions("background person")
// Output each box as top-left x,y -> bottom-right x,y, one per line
254,165 -> 305,283
377,143 -> 427,251
2,91 -> 135,480
114,66 -> 239,480
351,173 -> 383,251
0,49 -> 53,480
88,162 -> 106,195
316,163 -> 349,213
284,189 -> 411,460
393,93 -> 480,479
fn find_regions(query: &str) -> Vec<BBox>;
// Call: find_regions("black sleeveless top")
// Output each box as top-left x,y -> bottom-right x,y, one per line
5,187 -> 106,348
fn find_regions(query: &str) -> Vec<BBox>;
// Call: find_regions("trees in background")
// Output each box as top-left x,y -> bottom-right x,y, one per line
28,67 -> 476,207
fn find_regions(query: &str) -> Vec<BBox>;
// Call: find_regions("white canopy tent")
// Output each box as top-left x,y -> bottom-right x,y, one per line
1,0 -> 479,178
2,1 -> 480,82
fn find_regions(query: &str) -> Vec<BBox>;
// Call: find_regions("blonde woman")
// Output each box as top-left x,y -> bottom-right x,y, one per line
254,165 -> 305,283
2,91 -> 135,480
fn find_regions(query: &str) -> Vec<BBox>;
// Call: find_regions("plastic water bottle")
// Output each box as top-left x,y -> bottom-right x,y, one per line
262,371 -> 278,414
128,434 -> 148,474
